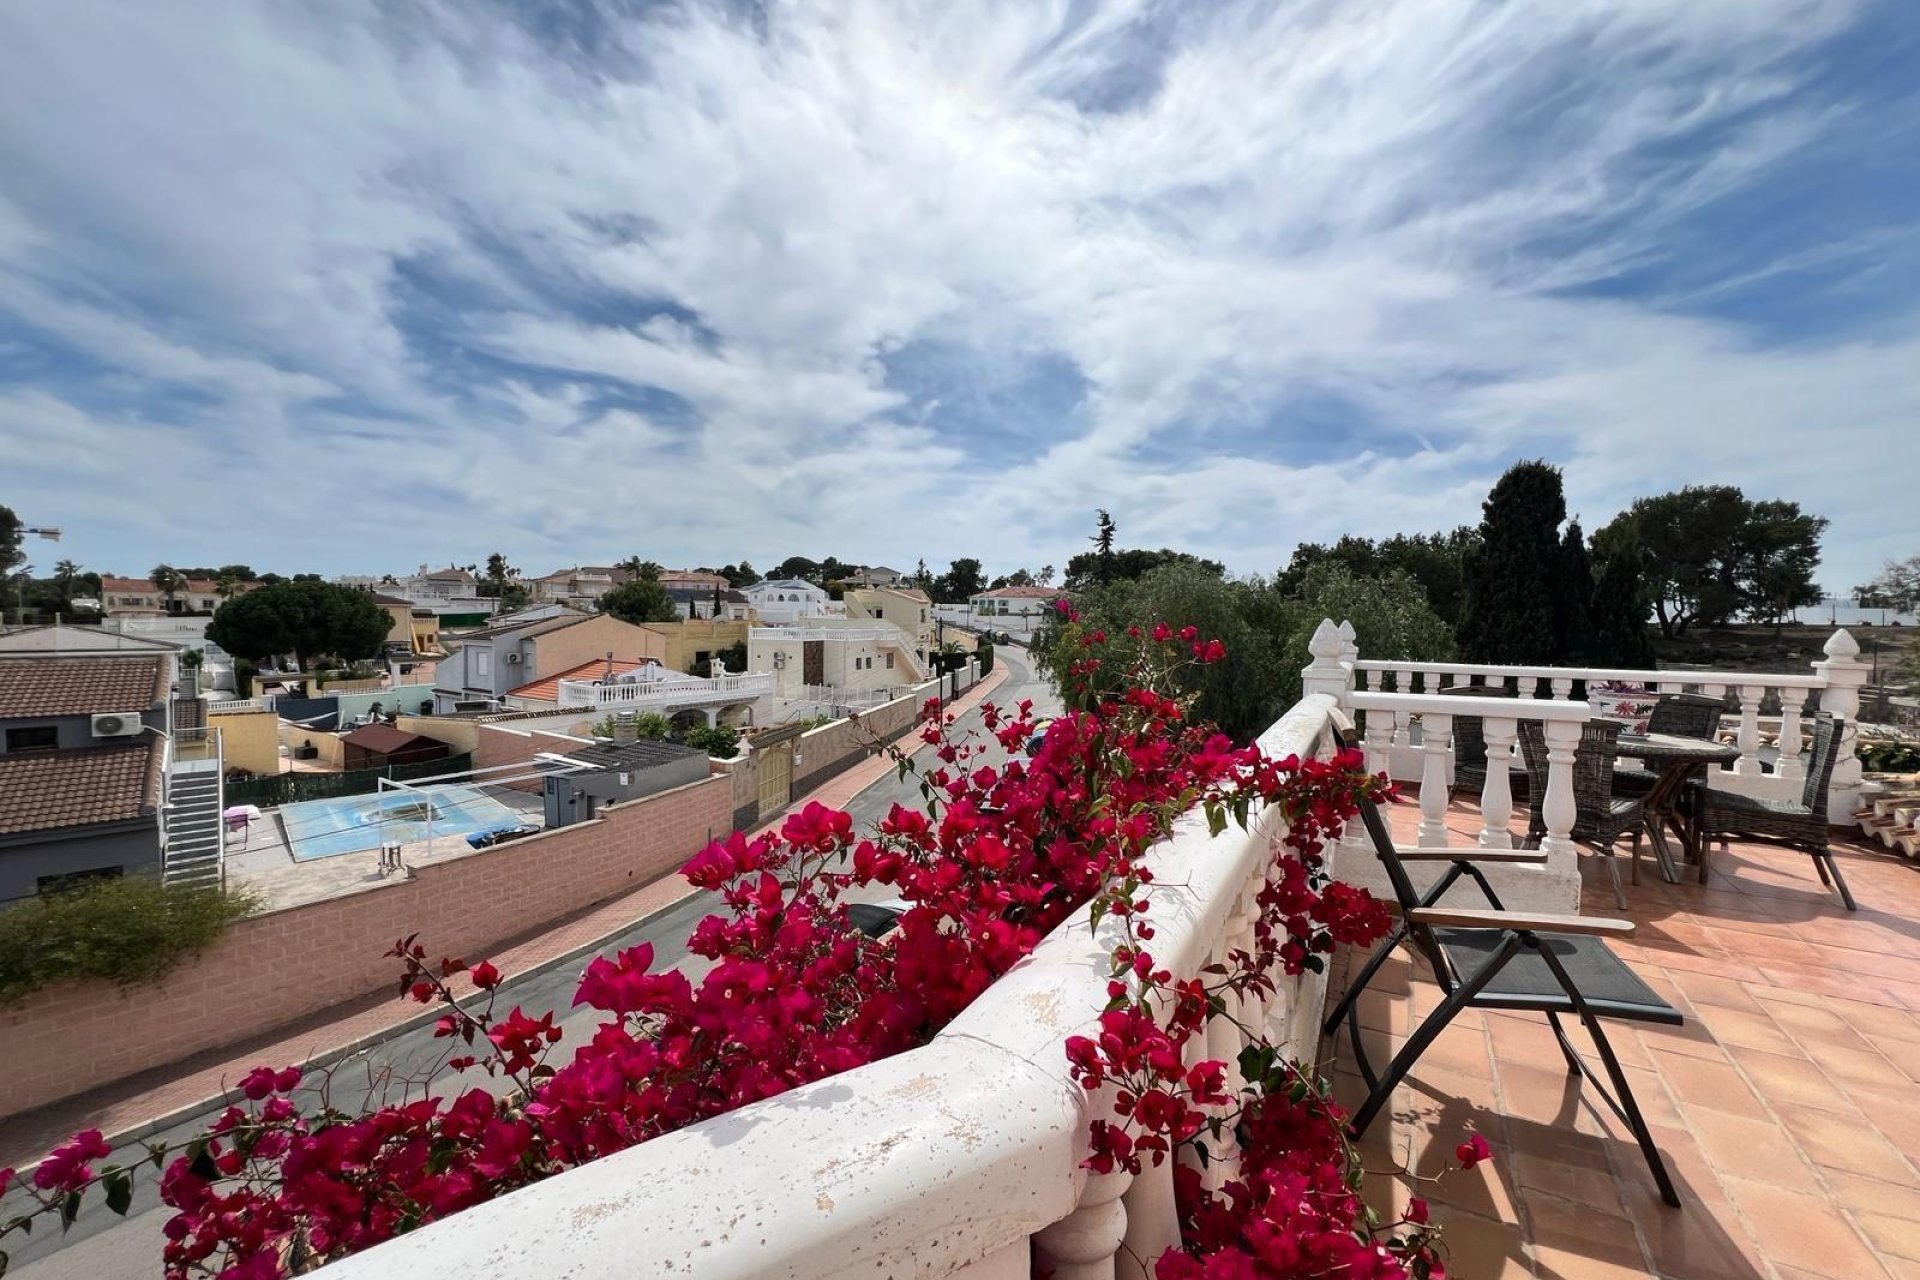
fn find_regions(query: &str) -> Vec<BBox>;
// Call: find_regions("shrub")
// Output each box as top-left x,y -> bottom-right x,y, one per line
0,878 -> 257,1006
976,638 -> 995,676
589,712 -> 673,740
1861,740 -> 1920,774
679,724 -> 741,758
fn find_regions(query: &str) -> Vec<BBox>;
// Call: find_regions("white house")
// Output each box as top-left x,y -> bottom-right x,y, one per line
665,585 -> 752,621
748,622 -> 921,695
743,578 -> 839,624
969,585 -> 1058,619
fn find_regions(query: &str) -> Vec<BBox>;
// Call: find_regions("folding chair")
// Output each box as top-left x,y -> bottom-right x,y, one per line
1323,716 -> 1685,1207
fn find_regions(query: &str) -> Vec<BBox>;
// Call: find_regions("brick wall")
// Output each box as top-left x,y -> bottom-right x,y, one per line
0,774 -> 732,1120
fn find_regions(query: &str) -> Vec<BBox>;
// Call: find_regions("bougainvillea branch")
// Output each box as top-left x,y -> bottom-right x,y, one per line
0,603 -> 1483,1279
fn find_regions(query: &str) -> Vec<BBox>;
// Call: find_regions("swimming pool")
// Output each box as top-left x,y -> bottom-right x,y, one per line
279,786 -> 527,861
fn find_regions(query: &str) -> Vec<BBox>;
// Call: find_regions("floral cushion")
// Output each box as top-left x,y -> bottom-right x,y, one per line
1588,680 -> 1655,734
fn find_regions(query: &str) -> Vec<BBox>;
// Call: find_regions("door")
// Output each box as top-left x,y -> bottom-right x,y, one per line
803,640 -> 824,687
758,742 -> 793,816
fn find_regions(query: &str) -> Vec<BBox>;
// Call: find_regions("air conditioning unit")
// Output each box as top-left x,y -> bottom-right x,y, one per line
504,652 -> 523,664
91,712 -> 141,738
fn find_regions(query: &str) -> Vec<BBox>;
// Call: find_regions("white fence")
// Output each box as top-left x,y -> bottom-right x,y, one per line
322,694 -> 1349,1280
555,671 -> 776,711
1342,625 -> 1869,818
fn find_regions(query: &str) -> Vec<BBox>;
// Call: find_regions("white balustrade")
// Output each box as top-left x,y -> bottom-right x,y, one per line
1734,685 -> 1765,776
1479,715 -> 1518,850
1417,711 -> 1452,845
1537,719 -> 1582,862
556,671 -> 776,710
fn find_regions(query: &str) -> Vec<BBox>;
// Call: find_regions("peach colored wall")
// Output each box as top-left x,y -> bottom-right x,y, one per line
210,708 -> 281,776
473,723 -> 599,792
529,615 -> 667,680
0,774 -> 732,1120
276,721 -> 346,767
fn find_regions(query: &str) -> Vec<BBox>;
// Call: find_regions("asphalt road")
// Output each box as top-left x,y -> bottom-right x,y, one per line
4,648 -> 1058,1280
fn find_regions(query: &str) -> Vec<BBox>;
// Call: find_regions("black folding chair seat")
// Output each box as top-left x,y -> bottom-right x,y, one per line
1432,929 -> 1682,1025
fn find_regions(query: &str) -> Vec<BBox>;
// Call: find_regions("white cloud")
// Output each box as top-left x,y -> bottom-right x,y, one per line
0,0 -> 1909,593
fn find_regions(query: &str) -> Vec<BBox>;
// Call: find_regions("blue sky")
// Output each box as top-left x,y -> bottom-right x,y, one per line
0,0 -> 1914,594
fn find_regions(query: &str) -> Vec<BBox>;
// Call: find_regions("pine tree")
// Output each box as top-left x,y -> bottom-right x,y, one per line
1458,461 -> 1567,664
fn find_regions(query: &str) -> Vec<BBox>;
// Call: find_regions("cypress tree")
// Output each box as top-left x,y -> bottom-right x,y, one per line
1589,546 -> 1655,668
1555,519 -> 1594,661
1458,460 -> 1567,664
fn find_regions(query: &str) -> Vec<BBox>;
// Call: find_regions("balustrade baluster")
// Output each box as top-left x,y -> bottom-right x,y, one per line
1363,712 -> 1393,779
1538,720 -> 1581,863
1036,1168 -> 1134,1280
1478,715 -> 1517,849
1417,712 -> 1452,846
1778,692 -> 1806,781
1550,676 -> 1572,702
1733,685 -> 1765,775
1393,705 -> 1412,752
1118,1161 -> 1178,1280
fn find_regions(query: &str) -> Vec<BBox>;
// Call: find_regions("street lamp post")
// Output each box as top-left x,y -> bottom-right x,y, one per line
10,526 -> 61,624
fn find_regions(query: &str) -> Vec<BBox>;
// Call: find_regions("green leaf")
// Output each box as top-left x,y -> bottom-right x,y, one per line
59,1193 -> 81,1232
1206,806 -> 1227,838
1194,1140 -> 1209,1168
103,1171 -> 133,1217
1237,1043 -> 1276,1084
1,1246 -> 9,1277
1088,899 -> 1106,933
146,1141 -> 168,1170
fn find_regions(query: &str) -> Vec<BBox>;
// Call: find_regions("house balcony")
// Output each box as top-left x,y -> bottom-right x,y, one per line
553,670 -> 776,713
322,620 -> 1911,1280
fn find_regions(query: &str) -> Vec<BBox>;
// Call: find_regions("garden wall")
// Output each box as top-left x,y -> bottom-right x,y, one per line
0,774 -> 732,1120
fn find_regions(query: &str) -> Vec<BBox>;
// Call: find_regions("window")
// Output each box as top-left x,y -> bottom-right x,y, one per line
873,607 -> 884,618
475,649 -> 492,678
885,653 -> 894,670
5,725 -> 59,752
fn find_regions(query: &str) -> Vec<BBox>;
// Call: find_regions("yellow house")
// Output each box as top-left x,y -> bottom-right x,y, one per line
641,619 -> 751,674
373,593 -> 442,656
433,611 -> 669,712
842,588 -> 935,656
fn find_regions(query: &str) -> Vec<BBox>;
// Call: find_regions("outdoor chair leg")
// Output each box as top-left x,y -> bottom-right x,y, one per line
1546,1012 -> 1583,1076
1349,938 -> 1518,1140
1535,946 -> 1682,1208
1821,852 -> 1857,912
1599,846 -> 1627,910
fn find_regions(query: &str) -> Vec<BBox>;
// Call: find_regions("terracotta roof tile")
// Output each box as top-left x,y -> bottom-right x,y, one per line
0,657 -> 168,719
975,585 -> 1059,598
508,658 -> 657,703
0,742 -> 163,835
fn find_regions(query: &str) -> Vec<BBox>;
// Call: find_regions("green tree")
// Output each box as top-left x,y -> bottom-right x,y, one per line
1858,556 -> 1920,612
597,578 -> 678,625
214,571 -> 242,603
771,556 -> 819,583
1588,543 -> 1655,668
207,579 -> 394,670
1035,563 -> 1291,742
934,558 -> 986,601
1038,564 -> 1056,587
1458,461 -> 1567,663
1277,564 -> 1455,699
1595,486 -> 1828,636
1554,521 -> 1594,661
988,568 -> 1035,590
1061,547 -> 1226,591
910,558 -> 935,593
720,562 -> 761,588
1278,529 -> 1478,633
1091,509 -> 1117,583
149,564 -> 187,614
0,505 -> 23,579
52,559 -> 80,609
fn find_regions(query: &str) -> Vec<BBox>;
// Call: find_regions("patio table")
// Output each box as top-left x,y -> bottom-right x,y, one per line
1614,732 -> 1740,884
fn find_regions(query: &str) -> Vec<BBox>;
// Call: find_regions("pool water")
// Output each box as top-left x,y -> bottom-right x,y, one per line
279,786 -> 527,861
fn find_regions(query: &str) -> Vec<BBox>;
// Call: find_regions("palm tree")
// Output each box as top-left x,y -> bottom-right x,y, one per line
149,564 -> 186,614
214,571 -> 241,603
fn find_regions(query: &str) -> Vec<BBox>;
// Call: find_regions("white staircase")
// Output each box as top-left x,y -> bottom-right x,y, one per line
163,761 -> 225,889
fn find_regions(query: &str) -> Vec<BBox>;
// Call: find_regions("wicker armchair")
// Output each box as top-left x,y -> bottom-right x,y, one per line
1615,693 -> 1728,796
1691,713 -> 1854,911
1519,718 -> 1646,908
1441,684 -> 1527,804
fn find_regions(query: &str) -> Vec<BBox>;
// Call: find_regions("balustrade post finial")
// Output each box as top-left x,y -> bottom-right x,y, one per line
1814,627 -> 1871,822
1302,619 -> 1352,702
1335,619 -> 1358,665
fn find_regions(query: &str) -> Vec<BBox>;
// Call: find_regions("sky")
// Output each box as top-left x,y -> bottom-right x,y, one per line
0,0 -> 1915,594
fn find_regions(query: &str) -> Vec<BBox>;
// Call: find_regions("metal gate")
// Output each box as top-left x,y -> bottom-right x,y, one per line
803,640 -> 824,687
757,741 -> 793,816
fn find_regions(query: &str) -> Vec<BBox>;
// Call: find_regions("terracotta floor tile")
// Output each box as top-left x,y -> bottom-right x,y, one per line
1523,1192 -> 1648,1276
1572,1063 -> 1686,1135
1817,1044 -> 1914,1094
1691,1004 -> 1804,1057
1648,1049 -> 1767,1120
1831,999 -> 1920,1043
1667,971 -> 1767,1011
1509,1139 -> 1627,1213
1842,1085 -> 1920,1167
1617,1179 -> 1768,1280
1774,1102 -> 1918,1182
1722,1178 -> 1891,1279
1822,1171 -> 1920,1262
1433,1210 -> 1534,1279
1721,1045 -> 1861,1116
1685,1109 -> 1822,1193
1636,1016 -> 1730,1061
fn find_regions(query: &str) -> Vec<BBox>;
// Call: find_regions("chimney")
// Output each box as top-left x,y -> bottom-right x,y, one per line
604,650 -> 614,682
613,713 -> 638,745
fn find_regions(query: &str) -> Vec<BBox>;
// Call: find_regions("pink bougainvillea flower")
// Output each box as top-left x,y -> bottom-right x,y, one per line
1455,1133 -> 1493,1169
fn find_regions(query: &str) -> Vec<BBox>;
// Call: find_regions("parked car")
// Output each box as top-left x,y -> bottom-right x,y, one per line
846,898 -> 913,939
1024,717 -> 1055,757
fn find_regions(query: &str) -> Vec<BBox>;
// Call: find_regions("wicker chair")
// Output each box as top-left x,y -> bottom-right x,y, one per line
1614,693 -> 1728,796
1690,713 -> 1854,911
1518,718 -> 1646,908
1441,684 -> 1527,805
